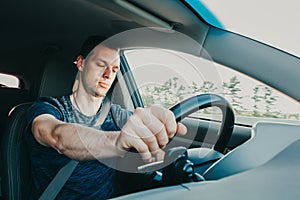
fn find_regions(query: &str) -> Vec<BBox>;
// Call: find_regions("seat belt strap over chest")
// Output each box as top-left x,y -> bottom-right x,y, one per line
39,160 -> 78,200
39,90 -> 113,200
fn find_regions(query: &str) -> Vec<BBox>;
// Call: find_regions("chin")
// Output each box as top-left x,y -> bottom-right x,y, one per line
94,90 -> 107,98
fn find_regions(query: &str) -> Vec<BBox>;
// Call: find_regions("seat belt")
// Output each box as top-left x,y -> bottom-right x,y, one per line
39,88 -> 113,200
39,160 -> 78,200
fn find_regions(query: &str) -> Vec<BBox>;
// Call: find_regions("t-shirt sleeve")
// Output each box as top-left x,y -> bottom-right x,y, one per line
110,104 -> 133,130
27,98 -> 63,128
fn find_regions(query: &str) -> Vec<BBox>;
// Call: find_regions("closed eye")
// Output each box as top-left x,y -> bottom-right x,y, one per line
96,62 -> 106,67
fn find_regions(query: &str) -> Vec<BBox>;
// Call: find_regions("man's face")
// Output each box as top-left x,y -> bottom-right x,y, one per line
81,45 -> 120,97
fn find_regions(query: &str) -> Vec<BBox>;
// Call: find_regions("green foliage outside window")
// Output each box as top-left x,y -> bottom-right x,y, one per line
140,76 -> 299,120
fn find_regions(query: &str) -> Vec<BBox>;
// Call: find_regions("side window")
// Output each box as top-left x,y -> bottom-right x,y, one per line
124,49 -> 300,124
0,73 -> 21,88
0,73 -> 29,118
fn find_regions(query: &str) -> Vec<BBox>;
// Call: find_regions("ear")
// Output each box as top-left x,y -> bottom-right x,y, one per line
76,55 -> 84,71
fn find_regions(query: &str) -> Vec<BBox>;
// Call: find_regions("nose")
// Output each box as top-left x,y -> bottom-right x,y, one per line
103,66 -> 113,79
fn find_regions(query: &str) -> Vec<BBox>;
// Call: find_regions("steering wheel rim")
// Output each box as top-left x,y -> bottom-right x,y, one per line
115,93 -> 234,174
113,94 -> 235,195
169,93 -> 235,153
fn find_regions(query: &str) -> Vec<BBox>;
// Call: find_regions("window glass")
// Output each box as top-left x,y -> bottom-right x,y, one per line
0,73 -> 20,88
124,49 -> 300,124
186,0 -> 300,58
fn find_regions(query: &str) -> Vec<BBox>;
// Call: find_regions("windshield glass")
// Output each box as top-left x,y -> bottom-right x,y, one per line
186,0 -> 300,58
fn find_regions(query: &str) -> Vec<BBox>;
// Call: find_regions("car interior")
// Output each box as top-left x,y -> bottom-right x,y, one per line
0,0 -> 299,200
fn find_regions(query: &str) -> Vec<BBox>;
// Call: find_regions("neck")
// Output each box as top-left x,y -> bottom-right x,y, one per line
71,91 -> 103,116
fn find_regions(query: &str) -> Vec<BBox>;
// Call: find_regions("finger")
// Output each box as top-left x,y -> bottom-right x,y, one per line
148,105 -> 177,137
176,122 -> 187,136
133,138 -> 153,162
134,123 -> 161,155
153,149 -> 165,161
135,107 -> 169,148
128,114 -> 161,157
120,122 -> 153,162
154,126 -> 169,148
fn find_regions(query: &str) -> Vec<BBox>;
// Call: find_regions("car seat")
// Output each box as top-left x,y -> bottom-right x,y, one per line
0,55 -> 77,199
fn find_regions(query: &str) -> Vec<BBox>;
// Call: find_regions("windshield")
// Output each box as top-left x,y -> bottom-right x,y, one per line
186,0 -> 300,58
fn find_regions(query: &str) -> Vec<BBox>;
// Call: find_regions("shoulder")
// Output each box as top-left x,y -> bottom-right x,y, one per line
30,96 -> 63,114
38,96 -> 68,107
28,96 -> 69,123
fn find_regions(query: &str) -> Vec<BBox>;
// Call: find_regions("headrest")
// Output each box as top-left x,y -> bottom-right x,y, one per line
37,56 -> 78,98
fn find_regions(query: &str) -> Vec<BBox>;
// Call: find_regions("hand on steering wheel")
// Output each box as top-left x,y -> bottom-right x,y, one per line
115,93 -> 234,173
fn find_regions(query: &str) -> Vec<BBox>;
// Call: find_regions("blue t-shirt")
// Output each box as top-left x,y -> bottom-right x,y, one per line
26,95 -> 132,199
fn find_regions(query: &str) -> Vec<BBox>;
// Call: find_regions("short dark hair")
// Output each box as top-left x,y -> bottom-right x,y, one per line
79,35 -> 107,58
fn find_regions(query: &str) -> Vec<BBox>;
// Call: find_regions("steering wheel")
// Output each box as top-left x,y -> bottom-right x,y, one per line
115,93 -> 235,173
113,93 -> 235,195
170,93 -> 235,153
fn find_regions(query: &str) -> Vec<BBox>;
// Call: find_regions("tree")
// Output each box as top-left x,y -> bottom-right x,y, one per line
141,76 -> 294,120
141,77 -> 188,108
222,76 -> 245,114
251,85 -> 279,118
252,85 -> 262,117
189,81 -> 218,94
189,80 -> 219,114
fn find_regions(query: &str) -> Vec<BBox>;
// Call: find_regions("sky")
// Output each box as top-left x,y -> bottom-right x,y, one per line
198,0 -> 300,58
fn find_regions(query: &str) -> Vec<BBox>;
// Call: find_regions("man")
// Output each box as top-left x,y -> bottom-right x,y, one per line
27,36 -> 187,199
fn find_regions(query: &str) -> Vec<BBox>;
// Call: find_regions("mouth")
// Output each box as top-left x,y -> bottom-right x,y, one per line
98,82 -> 109,89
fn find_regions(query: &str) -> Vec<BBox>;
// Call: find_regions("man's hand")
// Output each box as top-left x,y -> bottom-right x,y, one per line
116,105 -> 187,162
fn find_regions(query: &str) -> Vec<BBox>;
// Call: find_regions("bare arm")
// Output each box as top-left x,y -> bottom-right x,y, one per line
32,105 -> 187,162
31,114 -> 124,161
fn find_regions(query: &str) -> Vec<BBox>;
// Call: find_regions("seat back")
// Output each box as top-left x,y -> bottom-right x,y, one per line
35,56 -> 78,98
0,103 -> 32,199
0,56 -> 77,199
0,87 -> 29,133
